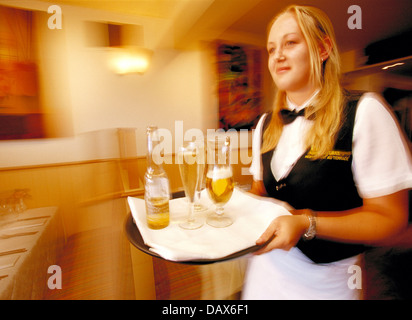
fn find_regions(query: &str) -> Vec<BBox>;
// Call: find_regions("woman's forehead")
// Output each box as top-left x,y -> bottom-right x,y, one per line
268,13 -> 301,40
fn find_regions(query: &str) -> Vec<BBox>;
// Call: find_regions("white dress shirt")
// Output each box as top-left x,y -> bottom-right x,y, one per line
250,92 -> 412,199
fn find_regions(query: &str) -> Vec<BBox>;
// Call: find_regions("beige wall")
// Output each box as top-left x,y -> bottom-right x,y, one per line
0,1 -> 221,168
0,1 -> 257,237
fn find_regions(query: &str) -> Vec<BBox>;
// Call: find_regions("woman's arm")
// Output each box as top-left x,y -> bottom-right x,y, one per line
254,189 -> 409,254
315,190 -> 408,244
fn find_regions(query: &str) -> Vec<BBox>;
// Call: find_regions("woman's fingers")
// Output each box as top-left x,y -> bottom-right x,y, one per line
256,219 -> 278,245
254,215 -> 308,255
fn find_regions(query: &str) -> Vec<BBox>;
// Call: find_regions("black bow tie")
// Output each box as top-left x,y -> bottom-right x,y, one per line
279,109 -> 305,124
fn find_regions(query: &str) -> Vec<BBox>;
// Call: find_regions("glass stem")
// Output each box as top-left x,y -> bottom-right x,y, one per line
216,206 -> 224,217
188,201 -> 195,222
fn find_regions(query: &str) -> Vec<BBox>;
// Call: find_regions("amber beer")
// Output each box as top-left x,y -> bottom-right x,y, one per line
145,196 -> 170,229
206,167 -> 234,205
144,126 -> 170,229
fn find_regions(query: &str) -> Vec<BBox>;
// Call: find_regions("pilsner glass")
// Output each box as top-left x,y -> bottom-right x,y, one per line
177,141 -> 204,230
206,136 -> 234,228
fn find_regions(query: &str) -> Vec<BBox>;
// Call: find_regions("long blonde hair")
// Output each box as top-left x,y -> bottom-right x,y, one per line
262,5 -> 344,159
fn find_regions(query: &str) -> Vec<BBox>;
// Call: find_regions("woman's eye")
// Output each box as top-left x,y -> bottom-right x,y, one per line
267,47 -> 275,55
285,41 -> 295,47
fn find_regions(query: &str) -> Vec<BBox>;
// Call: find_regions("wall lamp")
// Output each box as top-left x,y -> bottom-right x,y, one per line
108,46 -> 153,75
104,23 -> 153,75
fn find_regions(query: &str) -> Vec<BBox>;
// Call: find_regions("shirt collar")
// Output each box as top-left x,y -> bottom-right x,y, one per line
286,89 -> 320,112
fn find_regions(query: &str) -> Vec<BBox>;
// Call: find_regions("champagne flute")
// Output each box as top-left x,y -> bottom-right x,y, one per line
177,141 -> 204,230
194,141 -> 208,212
206,136 -> 234,228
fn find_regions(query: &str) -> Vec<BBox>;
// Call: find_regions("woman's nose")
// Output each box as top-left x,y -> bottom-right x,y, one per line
275,48 -> 285,61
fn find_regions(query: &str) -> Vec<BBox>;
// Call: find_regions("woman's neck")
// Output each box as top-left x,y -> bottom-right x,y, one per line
286,87 -> 319,107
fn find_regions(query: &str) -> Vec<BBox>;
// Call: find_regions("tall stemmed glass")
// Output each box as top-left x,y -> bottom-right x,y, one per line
194,140 -> 208,212
177,141 -> 204,230
206,136 -> 234,228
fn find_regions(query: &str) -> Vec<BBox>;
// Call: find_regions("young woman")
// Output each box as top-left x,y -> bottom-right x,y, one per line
242,5 -> 412,299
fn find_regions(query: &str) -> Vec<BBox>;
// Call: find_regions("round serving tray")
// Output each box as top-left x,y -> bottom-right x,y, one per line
124,213 -> 260,265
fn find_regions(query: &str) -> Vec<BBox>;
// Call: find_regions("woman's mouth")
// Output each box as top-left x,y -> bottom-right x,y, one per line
276,66 -> 290,74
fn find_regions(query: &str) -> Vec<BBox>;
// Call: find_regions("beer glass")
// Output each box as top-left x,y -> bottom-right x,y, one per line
177,141 -> 204,230
206,136 -> 234,228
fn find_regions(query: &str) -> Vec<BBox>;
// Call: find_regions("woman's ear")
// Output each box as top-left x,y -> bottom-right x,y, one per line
319,36 -> 332,62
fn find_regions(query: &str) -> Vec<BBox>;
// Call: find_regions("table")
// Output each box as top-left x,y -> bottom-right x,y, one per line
0,207 -> 65,299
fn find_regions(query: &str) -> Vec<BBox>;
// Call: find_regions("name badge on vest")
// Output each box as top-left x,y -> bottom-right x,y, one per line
305,149 -> 351,161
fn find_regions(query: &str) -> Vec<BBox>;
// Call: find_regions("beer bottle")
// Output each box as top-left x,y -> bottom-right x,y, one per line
144,126 -> 170,229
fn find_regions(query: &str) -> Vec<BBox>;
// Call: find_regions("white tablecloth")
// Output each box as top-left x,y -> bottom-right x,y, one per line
0,207 -> 65,299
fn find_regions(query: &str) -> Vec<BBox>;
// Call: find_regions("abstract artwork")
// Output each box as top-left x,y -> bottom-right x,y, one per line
0,6 -> 44,140
216,41 -> 263,130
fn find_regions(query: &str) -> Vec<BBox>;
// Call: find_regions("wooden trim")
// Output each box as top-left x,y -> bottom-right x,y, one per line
0,158 -> 125,172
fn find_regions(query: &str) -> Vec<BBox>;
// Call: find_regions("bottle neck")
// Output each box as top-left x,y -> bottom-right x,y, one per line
146,127 -> 164,174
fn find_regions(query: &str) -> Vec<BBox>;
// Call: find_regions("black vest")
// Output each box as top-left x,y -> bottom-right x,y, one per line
261,93 -> 367,263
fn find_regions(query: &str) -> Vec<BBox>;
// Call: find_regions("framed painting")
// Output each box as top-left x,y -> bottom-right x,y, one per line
215,41 -> 263,130
0,5 -> 44,140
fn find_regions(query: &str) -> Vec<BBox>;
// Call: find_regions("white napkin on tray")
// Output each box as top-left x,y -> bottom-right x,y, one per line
128,188 -> 291,262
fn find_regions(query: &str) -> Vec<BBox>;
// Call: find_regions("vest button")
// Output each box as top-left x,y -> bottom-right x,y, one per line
276,183 -> 286,191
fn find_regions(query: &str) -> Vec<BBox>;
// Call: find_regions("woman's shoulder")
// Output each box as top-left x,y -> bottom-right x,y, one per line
352,91 -> 407,145
344,90 -> 384,103
358,91 -> 388,107
344,90 -> 385,108
341,90 -> 393,122
355,91 -> 396,121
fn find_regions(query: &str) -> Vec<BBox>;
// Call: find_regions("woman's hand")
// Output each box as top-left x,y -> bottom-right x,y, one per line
254,211 -> 309,255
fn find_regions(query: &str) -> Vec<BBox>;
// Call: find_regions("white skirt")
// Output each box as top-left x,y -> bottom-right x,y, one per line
242,247 -> 362,300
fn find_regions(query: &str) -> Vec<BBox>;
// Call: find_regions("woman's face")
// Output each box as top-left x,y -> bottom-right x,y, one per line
267,13 -> 314,99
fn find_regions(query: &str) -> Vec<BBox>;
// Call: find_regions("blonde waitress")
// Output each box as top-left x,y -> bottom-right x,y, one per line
243,5 -> 412,299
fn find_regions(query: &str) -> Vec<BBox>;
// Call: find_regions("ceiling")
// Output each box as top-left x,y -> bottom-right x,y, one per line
39,0 -> 184,19
39,0 -> 412,53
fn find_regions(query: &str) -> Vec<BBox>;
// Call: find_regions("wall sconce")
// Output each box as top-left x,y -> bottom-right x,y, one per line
101,23 -> 153,75
108,46 -> 153,75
